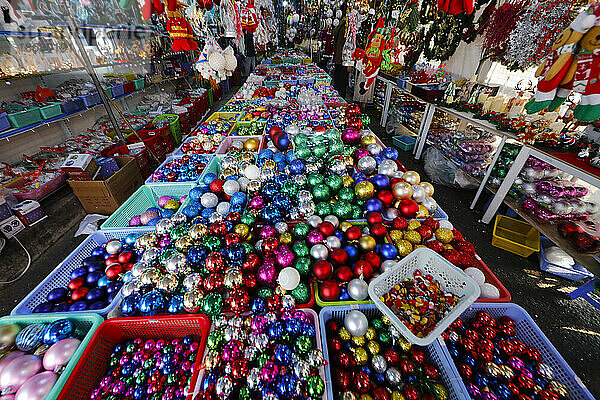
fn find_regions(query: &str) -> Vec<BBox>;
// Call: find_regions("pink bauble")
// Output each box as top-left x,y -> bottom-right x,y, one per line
276,250 -> 294,268
260,225 -> 276,239
341,128 -> 360,145
0,355 -> 41,394
43,338 -> 81,372
158,195 -> 172,208
14,372 -> 57,400
129,215 -> 142,226
354,148 -> 369,159
0,353 -> 25,377
140,210 -> 159,225
257,264 -> 277,285
179,195 -> 188,204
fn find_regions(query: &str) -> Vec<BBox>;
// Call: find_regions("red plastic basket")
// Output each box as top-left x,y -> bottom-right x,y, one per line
473,255 -> 511,303
57,314 -> 211,400
128,129 -> 167,162
174,110 -> 191,135
123,81 -> 135,94
102,144 -> 151,178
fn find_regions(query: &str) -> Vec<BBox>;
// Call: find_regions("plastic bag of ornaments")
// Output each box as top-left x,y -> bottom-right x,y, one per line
558,219 -> 600,253
455,125 -> 496,142
520,195 -> 598,222
515,157 -> 569,183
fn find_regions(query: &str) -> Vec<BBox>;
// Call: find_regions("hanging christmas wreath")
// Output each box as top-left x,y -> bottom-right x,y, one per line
422,12 -> 475,61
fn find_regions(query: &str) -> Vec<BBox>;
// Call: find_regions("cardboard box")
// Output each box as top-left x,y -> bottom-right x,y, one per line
0,216 -> 25,238
61,154 -> 99,180
68,157 -> 143,215
12,200 -> 46,226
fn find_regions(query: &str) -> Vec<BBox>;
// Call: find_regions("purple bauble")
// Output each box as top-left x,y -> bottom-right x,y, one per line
260,225 -> 276,239
129,215 -> 142,227
14,372 -> 57,400
260,361 -> 278,382
250,196 -> 265,210
307,230 -> 324,245
158,195 -> 172,208
276,250 -> 294,268
341,128 -> 360,145
354,148 -> 369,159
258,264 -> 277,285
466,383 -> 481,398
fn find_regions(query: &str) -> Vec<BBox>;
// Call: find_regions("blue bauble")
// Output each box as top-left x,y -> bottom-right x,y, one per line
273,193 -> 292,210
121,363 -> 135,377
53,303 -> 70,312
43,319 -> 74,344
85,287 -> 106,302
373,372 -> 386,385
82,256 -> 102,269
91,246 -> 104,257
447,343 -> 459,358
273,152 -> 285,163
383,147 -> 399,160
124,233 -> 138,246
70,267 -> 87,280
16,323 -> 46,351
47,287 -> 69,303
343,245 -> 359,262
303,323 -> 316,338
285,319 -> 302,335
268,321 -> 284,339
106,281 -> 123,295
33,302 -> 53,313
187,246 -> 208,265
133,386 -> 146,400
182,204 -> 200,218
138,291 -> 165,316
230,204 -> 243,213
252,297 -> 265,314
230,192 -> 247,206
462,353 -> 476,367
147,207 -> 161,214
259,149 -> 275,159
188,187 -> 203,202
202,173 -> 217,186
97,276 -> 110,288
69,301 -> 88,311
225,243 -> 244,264
495,383 -> 512,400
121,294 -> 140,316
261,205 -> 282,223
361,365 -> 372,375
365,198 -> 383,213
107,291 -> 118,303
161,209 -> 176,219
474,371 -> 489,387
168,295 -> 184,314
370,174 -> 390,190
379,243 -> 398,260
86,271 -> 103,286
373,153 -> 385,165
201,208 -> 213,219
286,150 -> 296,163
262,182 -> 280,198
147,217 -> 161,226
89,300 -> 106,310
276,374 -> 297,398
276,133 -> 290,151
201,372 -> 218,392
289,159 -> 306,175
339,287 -> 350,301
86,263 -> 103,274
352,171 -> 367,182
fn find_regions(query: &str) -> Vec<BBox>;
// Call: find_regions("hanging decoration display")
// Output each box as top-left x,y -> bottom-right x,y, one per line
482,1 -> 526,61
139,0 -> 165,19
254,0 -> 278,51
353,17 -> 394,93
423,13 -> 473,62
165,0 -> 198,51
240,0 -> 259,32
342,9 -> 368,66
504,0 -> 578,71
462,0 -> 496,44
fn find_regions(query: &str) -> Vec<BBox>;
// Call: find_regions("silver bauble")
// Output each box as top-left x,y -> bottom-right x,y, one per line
307,215 -> 323,228
275,222 -> 289,233
158,274 -> 178,293
285,124 -> 300,135
411,185 -> 426,203
357,156 -> 377,175
209,212 -> 223,223
299,200 -> 315,217
248,368 -> 261,389
378,159 -> 398,177
224,268 -> 243,288
170,212 -> 186,225
154,218 -> 174,235
520,182 -> 537,195
331,160 -> 347,175
307,349 -> 324,367
422,197 -> 438,213
215,376 -> 233,399
347,278 -> 369,300
310,244 -> 329,260
381,260 -> 397,273
326,236 -> 342,250
344,310 -> 369,337
586,201 -> 599,214
371,354 -> 387,373
141,247 -> 160,263
122,279 -> 143,297
552,201 -> 571,215
383,207 -> 399,220
183,272 -> 202,291
165,253 -> 187,274
294,361 -> 310,380
105,239 -> 122,255
392,182 -> 413,199
323,215 -> 340,228
130,262 -> 149,278
385,367 -> 402,386
366,143 -> 383,155
140,267 -> 161,285
298,190 -> 313,202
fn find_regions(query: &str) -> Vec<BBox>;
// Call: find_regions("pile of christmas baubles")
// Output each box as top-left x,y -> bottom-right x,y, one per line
129,195 -> 183,227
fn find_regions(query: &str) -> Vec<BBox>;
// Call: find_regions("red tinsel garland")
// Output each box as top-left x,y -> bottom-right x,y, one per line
482,0 -> 527,60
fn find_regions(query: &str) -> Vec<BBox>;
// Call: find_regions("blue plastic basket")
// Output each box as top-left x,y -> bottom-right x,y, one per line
80,92 -> 101,107
111,84 -> 125,98
438,303 -> 595,400
61,98 -> 85,114
11,229 -> 152,317
319,304 -> 466,400
538,237 -> 593,281
0,112 -> 10,132
145,155 -> 213,185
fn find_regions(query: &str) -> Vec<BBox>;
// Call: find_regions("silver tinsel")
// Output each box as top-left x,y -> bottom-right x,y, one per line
504,0 -> 576,70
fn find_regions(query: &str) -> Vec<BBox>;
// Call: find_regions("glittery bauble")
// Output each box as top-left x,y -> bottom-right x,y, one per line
395,240 -> 413,256
355,181 -> 375,201
306,375 -> 324,398
435,228 -> 454,244
357,156 -> 377,175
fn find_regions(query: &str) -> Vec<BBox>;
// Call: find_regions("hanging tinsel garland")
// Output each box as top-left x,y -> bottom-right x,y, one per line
482,0 -> 526,61
503,0 -> 578,71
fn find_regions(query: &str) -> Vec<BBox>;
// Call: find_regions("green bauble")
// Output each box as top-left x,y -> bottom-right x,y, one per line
294,257 -> 311,276
239,387 -> 251,400
292,242 -> 310,257
201,293 -> 223,320
338,187 -> 355,202
282,181 -> 300,196
325,128 -> 339,139
294,133 -> 309,146
310,134 -> 325,144
295,335 -> 312,353
166,372 -> 178,385
243,243 -> 254,254
169,225 -> 188,240
307,173 -> 325,187
257,287 -> 273,298
135,372 -> 147,385
313,143 -> 328,159
143,358 -> 154,370
291,282 -> 310,303
329,141 -> 344,155
206,330 -> 223,349
351,205 -> 364,219
257,351 -> 269,367
241,211 -> 256,225
123,375 -> 134,387
312,184 -> 331,202
293,222 -> 310,238
315,202 -> 332,216
332,201 -> 352,219
295,145 -> 311,160
325,175 -> 343,192
372,319 -> 384,330
360,114 -> 370,126
201,236 -> 222,252
379,331 -> 391,345
306,375 -> 325,398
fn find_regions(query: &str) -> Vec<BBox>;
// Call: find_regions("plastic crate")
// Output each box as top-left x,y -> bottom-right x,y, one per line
569,278 -> 600,310
126,129 -> 167,162
56,314 -> 210,400
368,247 -> 480,345
216,135 -> 263,154
314,282 -> 372,307
539,237 -> 593,281
80,92 -> 101,107
40,102 -> 63,119
146,155 -> 213,185
7,107 -> 42,128
198,155 -> 223,186
492,214 -> 540,257
319,304 -> 466,400
0,111 -> 10,132
153,114 -> 181,144
133,78 -> 145,90
60,98 -> 85,114
101,183 -> 195,230
102,144 -> 151,178
230,121 -> 266,136
472,255 -> 511,302
438,303 -> 595,400
393,135 -> 417,151
0,313 -> 103,400
123,81 -> 135,94
5,171 -> 67,202
11,229 -> 151,316
111,83 -> 125,98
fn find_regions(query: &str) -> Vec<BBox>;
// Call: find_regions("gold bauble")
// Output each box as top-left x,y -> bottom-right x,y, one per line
204,349 -> 220,370
351,335 -> 365,347
416,205 -> 429,218
392,391 -> 406,400
342,175 -> 354,188
396,337 -> 411,352
361,134 -> 376,147
244,138 -> 260,151
141,267 -> 162,285
158,274 -> 179,293
359,395 -> 374,400
240,152 -> 255,163
164,200 -> 180,210
407,220 -> 421,230
189,223 -> 208,240
396,240 -> 413,256
136,232 -> 158,249
280,232 -> 292,245
355,180 -> 374,200
183,289 -> 204,312
341,155 -> 354,168
358,235 -> 376,251
261,159 -> 276,170
365,327 -> 376,340
392,182 -> 413,200
381,315 -> 392,325
389,230 -> 404,243
0,324 -> 20,350
175,236 -> 194,252
403,231 -> 422,244
443,244 -> 454,250
234,223 -> 250,238
339,221 -> 353,232
352,347 -> 368,365
435,228 -> 454,244
366,340 -> 380,355
339,327 -> 351,341
220,167 -> 237,179
402,171 -> 421,185
421,181 -> 435,197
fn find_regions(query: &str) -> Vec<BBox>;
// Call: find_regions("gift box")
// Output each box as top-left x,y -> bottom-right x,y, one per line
11,199 -> 46,227
60,154 -> 99,181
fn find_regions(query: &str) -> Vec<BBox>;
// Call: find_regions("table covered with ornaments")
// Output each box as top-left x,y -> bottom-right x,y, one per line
0,54 -> 593,400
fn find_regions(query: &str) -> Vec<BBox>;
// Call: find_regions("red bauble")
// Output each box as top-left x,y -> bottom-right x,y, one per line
319,221 -> 336,237
569,232 -> 594,251
242,273 -> 257,289
353,371 -> 371,393
441,249 -> 461,266
105,255 -> 119,266
209,221 -> 228,236
346,226 -> 362,241
334,368 -> 351,390
558,221 -> 582,237
122,262 -> 133,272
409,347 -> 426,365
209,178 -> 224,194
333,266 -> 353,282
362,252 -> 381,269
458,251 -> 475,268
228,289 -> 250,312
373,387 -> 391,400
266,294 -> 282,311
422,363 -> 439,380
105,263 -> 123,280
68,276 -> 85,290
313,260 -> 333,280
422,217 -> 440,230
269,126 -> 282,137
370,223 -> 388,239
454,240 -> 475,255
203,273 -> 223,291
325,320 -> 339,333
225,233 -> 242,246
262,237 -> 279,253
71,287 -> 89,301
400,359 -> 415,375
335,350 -> 353,367
384,348 -> 401,366
416,225 -> 433,240
242,253 -> 261,271
117,251 -> 134,264
452,228 -> 464,242
319,280 -> 340,301
352,260 -> 374,279
398,199 -> 419,218
376,190 -> 395,207
328,337 -> 343,352
366,211 -> 383,225
392,216 -> 408,231
206,252 -> 225,272
403,385 -> 419,400
330,249 -> 349,266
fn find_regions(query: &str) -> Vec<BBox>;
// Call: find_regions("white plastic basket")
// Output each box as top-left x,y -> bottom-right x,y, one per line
368,247 -> 481,346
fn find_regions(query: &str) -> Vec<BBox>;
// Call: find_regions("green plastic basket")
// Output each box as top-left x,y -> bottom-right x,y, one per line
0,313 -> 103,400
133,78 -> 145,90
104,88 -> 113,99
198,155 -> 223,186
40,103 -> 63,120
314,282 -> 373,307
7,107 -> 42,128
153,114 -> 181,144
101,183 -> 196,230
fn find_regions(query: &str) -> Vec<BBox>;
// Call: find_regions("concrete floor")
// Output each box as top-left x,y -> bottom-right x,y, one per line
0,88 -> 598,398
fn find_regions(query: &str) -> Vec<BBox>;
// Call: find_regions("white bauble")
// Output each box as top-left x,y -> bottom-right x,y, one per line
326,18 -> 332,26
208,52 -> 226,71
336,9 -> 342,18
333,18 -> 340,26
292,13 -> 300,23
465,267 -> 486,286
326,8 -> 333,17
